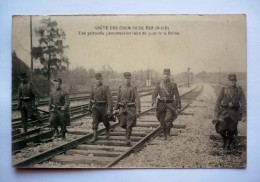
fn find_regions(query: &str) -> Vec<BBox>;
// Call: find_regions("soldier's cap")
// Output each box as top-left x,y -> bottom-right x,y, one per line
228,74 -> 237,81
19,73 -> 27,78
124,72 -> 131,79
95,73 -> 103,79
54,78 -> 62,83
163,69 -> 171,75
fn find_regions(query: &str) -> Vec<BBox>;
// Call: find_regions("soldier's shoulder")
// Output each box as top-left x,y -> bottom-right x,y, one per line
62,89 -> 69,95
131,84 -> 137,89
171,82 -> 177,87
104,85 -> 110,90
90,85 -> 95,90
219,86 -> 227,92
237,85 -> 244,91
155,81 -> 161,86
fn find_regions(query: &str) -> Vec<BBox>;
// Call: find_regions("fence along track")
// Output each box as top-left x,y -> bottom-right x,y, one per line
13,84 -> 202,168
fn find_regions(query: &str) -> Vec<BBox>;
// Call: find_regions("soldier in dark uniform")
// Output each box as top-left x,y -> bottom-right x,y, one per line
89,73 -> 113,142
17,73 -> 39,132
114,72 -> 141,145
213,74 -> 246,149
49,78 -> 70,140
152,69 -> 181,140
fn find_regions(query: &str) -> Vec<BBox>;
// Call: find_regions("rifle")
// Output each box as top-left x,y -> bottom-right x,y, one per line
83,108 -> 92,114
36,108 -> 50,114
106,112 -> 118,122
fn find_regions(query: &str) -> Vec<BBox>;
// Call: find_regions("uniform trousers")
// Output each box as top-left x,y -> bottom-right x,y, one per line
117,107 -> 136,129
49,110 -> 66,133
92,105 -> 110,129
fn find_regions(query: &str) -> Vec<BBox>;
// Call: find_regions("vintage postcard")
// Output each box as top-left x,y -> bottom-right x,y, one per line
12,14 -> 246,168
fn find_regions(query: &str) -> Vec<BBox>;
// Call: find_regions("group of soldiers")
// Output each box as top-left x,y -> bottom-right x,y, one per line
17,74 -> 70,140
87,69 -> 182,144
16,69 -> 246,149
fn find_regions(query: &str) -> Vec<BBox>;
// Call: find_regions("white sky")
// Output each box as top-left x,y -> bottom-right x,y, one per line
12,15 -> 247,74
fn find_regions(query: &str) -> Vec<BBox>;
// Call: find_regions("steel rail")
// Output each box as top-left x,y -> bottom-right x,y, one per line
105,85 -> 203,167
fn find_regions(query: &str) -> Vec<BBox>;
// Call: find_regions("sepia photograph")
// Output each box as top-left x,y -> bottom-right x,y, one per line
11,14 -> 247,168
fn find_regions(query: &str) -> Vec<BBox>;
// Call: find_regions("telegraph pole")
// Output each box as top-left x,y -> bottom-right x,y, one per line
219,67 -> 221,86
141,68 -> 143,82
187,67 -> 191,87
30,16 -> 33,82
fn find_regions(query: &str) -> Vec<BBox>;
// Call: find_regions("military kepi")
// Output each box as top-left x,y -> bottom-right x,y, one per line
228,74 -> 237,81
95,73 -> 102,79
163,69 -> 170,75
54,78 -> 62,83
124,72 -> 131,78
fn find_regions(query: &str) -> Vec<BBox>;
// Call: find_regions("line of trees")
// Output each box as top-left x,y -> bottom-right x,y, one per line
12,17 -> 246,96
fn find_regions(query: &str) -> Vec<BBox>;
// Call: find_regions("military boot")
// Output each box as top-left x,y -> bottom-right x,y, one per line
161,126 -> 167,140
23,127 -> 28,133
226,138 -> 233,150
53,128 -> 60,138
158,126 -> 164,137
221,135 -> 227,148
61,133 -> 66,140
90,129 -> 98,142
105,127 -> 110,139
125,128 -> 132,145
234,128 -> 238,136
166,124 -> 171,138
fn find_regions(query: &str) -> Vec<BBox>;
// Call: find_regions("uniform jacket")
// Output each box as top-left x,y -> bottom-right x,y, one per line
49,88 -> 70,112
152,80 -> 181,109
214,85 -> 246,118
115,84 -> 141,113
89,83 -> 113,112
18,82 -> 39,110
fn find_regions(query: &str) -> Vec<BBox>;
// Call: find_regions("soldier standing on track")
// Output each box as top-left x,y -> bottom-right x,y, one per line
152,69 -> 181,140
213,74 -> 246,150
89,73 -> 113,142
114,72 -> 141,145
49,78 -> 70,140
17,73 -> 40,133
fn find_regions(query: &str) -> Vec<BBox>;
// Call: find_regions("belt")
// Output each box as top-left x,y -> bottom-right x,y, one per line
20,97 -> 31,101
91,100 -> 106,103
221,105 -> 240,110
157,99 -> 173,103
51,104 -> 63,110
96,101 -> 107,105
118,102 -> 136,107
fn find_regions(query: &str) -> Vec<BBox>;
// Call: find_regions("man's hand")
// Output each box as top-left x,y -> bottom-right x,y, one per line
113,109 -> 119,115
61,106 -> 65,111
152,102 -> 156,108
212,116 -> 218,125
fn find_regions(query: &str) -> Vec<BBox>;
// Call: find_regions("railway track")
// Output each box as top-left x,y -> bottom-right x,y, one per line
12,89 -> 154,130
11,87 -> 155,109
13,84 -> 203,168
11,88 -> 156,152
